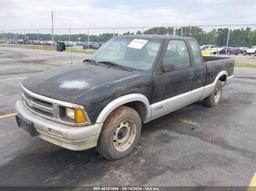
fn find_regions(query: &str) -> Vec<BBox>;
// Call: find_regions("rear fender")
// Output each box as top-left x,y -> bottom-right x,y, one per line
202,71 -> 228,99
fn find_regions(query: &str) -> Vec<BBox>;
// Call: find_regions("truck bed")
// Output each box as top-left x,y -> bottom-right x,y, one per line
203,56 -> 234,85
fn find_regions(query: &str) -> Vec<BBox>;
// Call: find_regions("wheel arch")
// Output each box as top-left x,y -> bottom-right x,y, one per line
202,70 -> 228,99
96,94 -> 151,124
216,71 -> 228,85
124,101 -> 148,123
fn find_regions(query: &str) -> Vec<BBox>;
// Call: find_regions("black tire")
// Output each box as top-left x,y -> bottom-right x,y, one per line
204,80 -> 223,107
243,51 -> 247,56
97,106 -> 141,160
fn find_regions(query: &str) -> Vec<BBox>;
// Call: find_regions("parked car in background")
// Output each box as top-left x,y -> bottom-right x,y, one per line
17,39 -> 25,44
219,47 -> 241,55
239,47 -> 248,52
242,46 -> 256,56
42,40 -> 56,46
201,49 -> 212,56
63,41 -> 76,47
8,39 -> 17,44
83,42 -> 102,49
200,44 -> 221,54
200,44 -> 215,50
76,41 -> 87,47
90,42 -> 102,49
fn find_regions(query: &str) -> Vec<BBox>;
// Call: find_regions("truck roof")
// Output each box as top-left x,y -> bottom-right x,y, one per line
116,35 -> 196,41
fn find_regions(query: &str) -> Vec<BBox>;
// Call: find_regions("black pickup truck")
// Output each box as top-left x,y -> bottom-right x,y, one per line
15,35 -> 234,160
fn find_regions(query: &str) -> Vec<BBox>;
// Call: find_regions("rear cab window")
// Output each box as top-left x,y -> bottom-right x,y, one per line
189,40 -> 202,65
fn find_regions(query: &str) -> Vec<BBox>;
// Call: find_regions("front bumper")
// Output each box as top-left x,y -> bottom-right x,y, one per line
15,100 -> 103,151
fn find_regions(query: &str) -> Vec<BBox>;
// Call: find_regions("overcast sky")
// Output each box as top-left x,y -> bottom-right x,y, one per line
0,0 -> 256,33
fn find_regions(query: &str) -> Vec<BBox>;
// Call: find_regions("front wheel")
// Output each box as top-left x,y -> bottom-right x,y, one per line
204,80 -> 223,107
97,106 -> 141,160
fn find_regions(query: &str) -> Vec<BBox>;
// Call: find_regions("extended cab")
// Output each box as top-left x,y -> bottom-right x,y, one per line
15,35 -> 234,160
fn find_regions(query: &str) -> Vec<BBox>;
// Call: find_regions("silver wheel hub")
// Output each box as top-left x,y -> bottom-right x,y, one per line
113,120 -> 136,152
214,86 -> 221,103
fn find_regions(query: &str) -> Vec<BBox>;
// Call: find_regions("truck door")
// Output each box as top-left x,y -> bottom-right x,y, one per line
151,39 -> 193,118
188,39 -> 206,101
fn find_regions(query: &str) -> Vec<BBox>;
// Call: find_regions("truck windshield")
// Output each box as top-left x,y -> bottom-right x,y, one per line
90,37 -> 162,71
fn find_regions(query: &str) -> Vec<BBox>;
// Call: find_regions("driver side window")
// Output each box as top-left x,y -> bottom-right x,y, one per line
162,40 -> 190,70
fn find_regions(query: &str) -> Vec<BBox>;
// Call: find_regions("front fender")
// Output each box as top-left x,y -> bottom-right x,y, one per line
96,93 -> 151,124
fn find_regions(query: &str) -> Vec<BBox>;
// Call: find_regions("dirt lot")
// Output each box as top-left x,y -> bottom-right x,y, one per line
0,47 -> 256,188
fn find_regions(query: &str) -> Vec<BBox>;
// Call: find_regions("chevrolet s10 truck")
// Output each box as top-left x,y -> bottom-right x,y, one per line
15,35 -> 234,160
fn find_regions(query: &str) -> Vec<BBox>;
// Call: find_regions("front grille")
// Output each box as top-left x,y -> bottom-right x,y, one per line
20,85 -> 91,126
21,89 -> 55,118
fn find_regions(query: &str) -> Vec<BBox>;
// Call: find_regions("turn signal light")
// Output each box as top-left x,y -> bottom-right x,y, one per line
75,108 -> 87,123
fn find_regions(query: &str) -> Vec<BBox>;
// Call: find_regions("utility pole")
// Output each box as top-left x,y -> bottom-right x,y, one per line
51,10 -> 54,42
87,28 -> 90,48
37,29 -> 40,49
225,27 -> 231,54
173,27 -> 176,36
113,28 -> 116,37
23,30 -> 26,46
69,16 -> 73,65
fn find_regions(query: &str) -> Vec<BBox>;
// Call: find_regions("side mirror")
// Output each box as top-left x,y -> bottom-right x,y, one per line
161,63 -> 176,72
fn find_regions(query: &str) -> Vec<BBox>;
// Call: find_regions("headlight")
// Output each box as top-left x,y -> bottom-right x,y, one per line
66,108 -> 75,120
60,106 -> 88,124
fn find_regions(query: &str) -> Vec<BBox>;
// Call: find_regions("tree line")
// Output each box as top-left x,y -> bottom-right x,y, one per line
2,26 -> 256,47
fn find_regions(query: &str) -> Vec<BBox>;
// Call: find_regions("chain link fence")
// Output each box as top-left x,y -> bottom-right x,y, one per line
1,24 -> 256,53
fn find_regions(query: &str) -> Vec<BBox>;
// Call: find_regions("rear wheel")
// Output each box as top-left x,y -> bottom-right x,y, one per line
97,106 -> 141,160
204,80 -> 223,107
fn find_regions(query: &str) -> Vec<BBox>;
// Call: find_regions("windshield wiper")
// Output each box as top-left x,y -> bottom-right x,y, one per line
83,59 -> 133,71
83,58 -> 97,63
98,61 -> 133,71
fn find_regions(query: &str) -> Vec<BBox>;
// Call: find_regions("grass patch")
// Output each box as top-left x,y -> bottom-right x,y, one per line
65,47 -> 96,54
235,62 -> 256,69
30,46 -> 55,51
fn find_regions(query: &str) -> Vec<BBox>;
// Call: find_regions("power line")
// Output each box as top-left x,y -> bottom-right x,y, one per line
1,23 -> 256,32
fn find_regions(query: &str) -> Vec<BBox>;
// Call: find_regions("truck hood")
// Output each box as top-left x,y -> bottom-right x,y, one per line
22,63 -> 138,103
